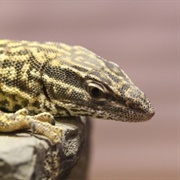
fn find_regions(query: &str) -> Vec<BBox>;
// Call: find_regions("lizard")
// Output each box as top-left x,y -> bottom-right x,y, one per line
0,39 -> 155,144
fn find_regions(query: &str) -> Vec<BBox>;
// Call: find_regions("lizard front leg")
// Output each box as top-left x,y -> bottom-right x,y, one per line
0,109 -> 62,144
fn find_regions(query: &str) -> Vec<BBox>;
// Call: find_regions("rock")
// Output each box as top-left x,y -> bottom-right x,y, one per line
67,118 -> 91,180
0,117 -> 90,180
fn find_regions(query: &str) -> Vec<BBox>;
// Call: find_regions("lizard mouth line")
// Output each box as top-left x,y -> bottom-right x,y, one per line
64,102 -> 154,122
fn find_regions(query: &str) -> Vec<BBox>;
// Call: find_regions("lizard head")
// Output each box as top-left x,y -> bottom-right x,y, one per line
42,44 -> 155,122
83,60 -> 155,122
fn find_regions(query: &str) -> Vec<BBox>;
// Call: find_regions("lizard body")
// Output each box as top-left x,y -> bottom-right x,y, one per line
0,39 -> 155,143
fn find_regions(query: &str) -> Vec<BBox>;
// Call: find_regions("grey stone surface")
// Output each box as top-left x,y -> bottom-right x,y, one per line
0,117 -> 89,180
67,117 -> 91,180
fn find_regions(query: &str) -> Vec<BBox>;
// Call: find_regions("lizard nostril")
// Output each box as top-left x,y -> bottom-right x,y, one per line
127,101 -> 142,111
126,98 -> 155,119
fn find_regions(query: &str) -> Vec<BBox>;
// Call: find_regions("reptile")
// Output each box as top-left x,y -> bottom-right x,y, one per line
0,39 -> 155,144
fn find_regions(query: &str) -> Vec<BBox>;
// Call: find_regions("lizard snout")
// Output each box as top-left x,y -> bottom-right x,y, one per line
124,86 -> 155,121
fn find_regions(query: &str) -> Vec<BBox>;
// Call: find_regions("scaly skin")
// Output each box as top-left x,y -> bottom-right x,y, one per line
0,39 -> 155,143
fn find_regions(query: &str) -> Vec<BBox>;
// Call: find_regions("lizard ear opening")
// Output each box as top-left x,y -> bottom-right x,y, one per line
42,80 -> 51,101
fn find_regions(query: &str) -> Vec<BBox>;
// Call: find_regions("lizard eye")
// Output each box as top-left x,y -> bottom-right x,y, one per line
89,86 -> 104,98
87,81 -> 107,100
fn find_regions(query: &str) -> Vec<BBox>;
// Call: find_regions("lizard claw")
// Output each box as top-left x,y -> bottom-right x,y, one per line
34,112 -> 55,125
15,108 -> 29,116
28,119 -> 62,144
29,120 -> 36,136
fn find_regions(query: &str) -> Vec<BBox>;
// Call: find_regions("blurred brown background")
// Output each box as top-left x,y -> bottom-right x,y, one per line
0,1 -> 178,179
